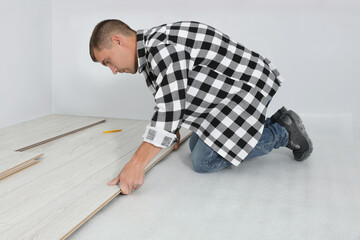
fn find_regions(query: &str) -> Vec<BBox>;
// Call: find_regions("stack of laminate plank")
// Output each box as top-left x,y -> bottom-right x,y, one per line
0,115 -> 191,239
0,151 -> 43,180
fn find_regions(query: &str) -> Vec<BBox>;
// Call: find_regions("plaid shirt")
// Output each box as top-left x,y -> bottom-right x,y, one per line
137,21 -> 283,166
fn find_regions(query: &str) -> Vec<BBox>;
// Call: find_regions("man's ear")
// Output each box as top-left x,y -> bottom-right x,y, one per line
111,35 -> 122,46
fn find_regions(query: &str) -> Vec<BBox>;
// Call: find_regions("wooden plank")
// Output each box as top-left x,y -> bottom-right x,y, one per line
0,120 -> 149,224
0,159 -> 38,181
0,118 -> 146,198
0,223 -> 12,233
62,129 -> 192,240
0,115 -> 104,181
0,128 -> 191,240
15,120 -> 105,152
0,151 -> 43,180
0,115 -> 192,239
0,114 -> 105,151
0,151 -> 43,176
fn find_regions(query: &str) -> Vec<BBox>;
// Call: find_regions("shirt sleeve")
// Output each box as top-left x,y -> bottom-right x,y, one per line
142,43 -> 191,148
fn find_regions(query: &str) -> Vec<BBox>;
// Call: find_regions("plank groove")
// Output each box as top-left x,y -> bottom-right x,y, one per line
0,115 -> 105,150
15,120 -> 105,152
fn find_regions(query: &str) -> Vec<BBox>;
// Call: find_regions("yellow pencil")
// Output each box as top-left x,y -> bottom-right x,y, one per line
103,129 -> 122,133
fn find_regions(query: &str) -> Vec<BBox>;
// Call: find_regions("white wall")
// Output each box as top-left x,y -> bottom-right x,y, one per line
51,0 -> 360,123
1,0 -> 359,129
0,0 -> 52,129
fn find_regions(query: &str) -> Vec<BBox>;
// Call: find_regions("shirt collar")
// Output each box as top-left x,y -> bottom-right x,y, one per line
136,29 -> 147,73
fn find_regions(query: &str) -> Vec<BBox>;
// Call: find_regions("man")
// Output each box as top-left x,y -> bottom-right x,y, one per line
89,20 -> 313,195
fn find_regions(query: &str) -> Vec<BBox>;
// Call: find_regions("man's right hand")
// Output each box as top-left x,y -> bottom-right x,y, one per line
107,159 -> 145,194
174,128 -> 181,150
107,142 -> 161,194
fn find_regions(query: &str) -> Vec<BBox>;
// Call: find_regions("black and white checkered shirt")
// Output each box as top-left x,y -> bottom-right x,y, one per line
137,21 -> 283,166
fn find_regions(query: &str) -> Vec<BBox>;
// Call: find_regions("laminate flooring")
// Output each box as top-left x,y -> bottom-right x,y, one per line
67,114 -> 360,240
0,115 -> 191,239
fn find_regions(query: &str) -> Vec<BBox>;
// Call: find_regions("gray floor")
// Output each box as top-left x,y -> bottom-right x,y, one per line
68,114 -> 360,240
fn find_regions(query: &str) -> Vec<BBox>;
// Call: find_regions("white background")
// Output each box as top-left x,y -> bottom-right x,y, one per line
1,0 -> 359,129
0,0 -> 52,128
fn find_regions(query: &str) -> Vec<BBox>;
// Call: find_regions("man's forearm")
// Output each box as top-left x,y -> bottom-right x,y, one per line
131,141 -> 162,169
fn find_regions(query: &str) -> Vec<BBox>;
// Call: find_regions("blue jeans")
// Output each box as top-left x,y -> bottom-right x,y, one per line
189,118 -> 289,173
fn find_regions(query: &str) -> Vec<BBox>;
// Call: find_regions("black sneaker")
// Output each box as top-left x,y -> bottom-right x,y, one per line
270,106 -> 288,123
277,110 -> 313,161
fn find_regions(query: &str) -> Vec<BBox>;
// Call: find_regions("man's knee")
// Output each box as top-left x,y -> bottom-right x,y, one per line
191,154 -> 210,173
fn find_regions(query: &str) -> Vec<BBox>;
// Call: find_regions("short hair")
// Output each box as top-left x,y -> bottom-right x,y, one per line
89,19 -> 136,62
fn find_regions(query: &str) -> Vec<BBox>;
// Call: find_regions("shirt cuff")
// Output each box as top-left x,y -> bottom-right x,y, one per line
142,124 -> 178,148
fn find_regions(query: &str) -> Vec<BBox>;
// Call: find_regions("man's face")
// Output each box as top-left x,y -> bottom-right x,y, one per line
94,35 -> 138,75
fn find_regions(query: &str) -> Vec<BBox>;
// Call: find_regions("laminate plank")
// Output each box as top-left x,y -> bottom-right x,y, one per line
0,120 -> 149,224
0,115 -> 192,239
0,160 -> 38,180
0,128 -> 191,240
63,128 -> 192,240
0,151 -> 43,178
15,120 -> 105,152
0,223 -> 12,233
0,118 -> 146,197
0,115 -> 104,181
0,115 -> 85,149
0,151 -> 43,181
0,114 -> 105,151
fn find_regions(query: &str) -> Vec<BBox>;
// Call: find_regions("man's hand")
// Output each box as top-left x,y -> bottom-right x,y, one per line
173,128 -> 181,151
107,141 -> 161,195
107,160 -> 145,194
